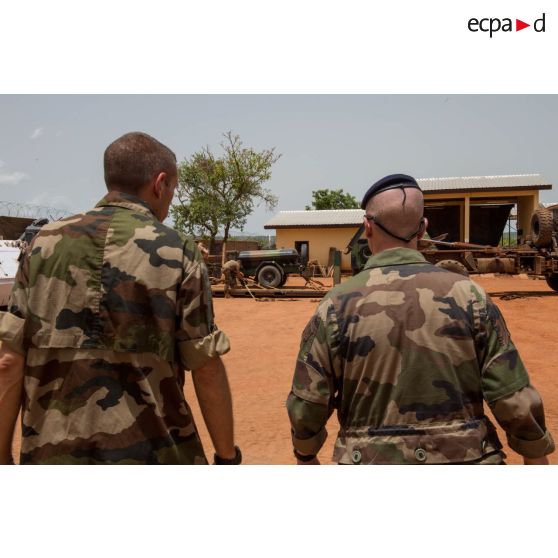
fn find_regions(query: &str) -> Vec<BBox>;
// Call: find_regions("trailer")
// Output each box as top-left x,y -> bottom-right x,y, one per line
348,207 -> 558,292
207,248 -> 310,288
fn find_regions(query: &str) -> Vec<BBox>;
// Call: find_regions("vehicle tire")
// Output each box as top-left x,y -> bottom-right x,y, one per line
299,243 -> 309,266
545,274 -> 558,292
359,243 -> 372,260
278,271 -> 287,287
530,208 -> 554,249
257,264 -> 283,288
435,259 -> 469,277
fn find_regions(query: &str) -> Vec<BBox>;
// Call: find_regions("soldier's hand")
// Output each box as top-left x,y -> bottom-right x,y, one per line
297,457 -> 320,465
523,456 -> 550,465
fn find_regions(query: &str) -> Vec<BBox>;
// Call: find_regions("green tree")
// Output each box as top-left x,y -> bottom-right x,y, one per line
171,132 -> 280,260
305,188 -> 359,210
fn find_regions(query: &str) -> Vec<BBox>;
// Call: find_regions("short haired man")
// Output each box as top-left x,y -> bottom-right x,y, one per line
287,174 -> 554,465
0,132 -> 240,465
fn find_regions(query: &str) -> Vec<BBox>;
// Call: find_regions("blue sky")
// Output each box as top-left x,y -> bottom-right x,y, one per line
0,95 -> 557,233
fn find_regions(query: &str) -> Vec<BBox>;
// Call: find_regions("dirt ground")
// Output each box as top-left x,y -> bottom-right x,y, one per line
11,274 -> 558,464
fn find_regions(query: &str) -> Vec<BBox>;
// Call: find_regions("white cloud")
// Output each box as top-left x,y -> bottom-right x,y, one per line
29,192 -> 72,209
30,127 -> 44,140
0,171 -> 29,186
0,160 -> 5,168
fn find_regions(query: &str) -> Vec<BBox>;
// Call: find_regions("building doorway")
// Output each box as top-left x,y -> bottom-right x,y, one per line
424,205 -> 461,242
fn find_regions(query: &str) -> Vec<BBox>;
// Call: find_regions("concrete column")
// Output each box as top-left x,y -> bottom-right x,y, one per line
463,196 -> 471,243
517,194 -> 537,241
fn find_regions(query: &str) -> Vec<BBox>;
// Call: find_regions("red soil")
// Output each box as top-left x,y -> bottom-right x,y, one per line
10,275 -> 558,465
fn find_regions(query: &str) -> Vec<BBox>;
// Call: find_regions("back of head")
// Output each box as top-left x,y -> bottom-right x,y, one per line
362,174 -> 425,250
104,132 -> 177,194
366,187 -> 424,240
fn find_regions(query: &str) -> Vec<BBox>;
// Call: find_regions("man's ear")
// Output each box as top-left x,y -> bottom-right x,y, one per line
153,172 -> 167,199
417,217 -> 428,240
363,217 -> 373,239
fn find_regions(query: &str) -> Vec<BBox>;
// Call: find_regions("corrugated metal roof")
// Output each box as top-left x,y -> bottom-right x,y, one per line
264,209 -> 364,228
419,173 -> 551,192
265,174 -> 553,229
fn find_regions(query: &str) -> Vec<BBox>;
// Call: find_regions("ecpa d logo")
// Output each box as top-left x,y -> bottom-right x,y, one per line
468,13 -> 546,37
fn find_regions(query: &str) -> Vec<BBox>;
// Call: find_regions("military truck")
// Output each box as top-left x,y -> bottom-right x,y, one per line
0,241 -> 21,307
0,219 -> 49,308
348,207 -> 558,292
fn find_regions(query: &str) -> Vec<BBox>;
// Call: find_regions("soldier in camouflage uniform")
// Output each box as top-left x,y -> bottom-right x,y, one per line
222,258 -> 244,298
0,132 -> 241,465
287,174 -> 554,465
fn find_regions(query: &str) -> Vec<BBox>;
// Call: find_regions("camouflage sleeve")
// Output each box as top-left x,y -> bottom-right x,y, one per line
490,385 -> 554,458
286,298 -> 338,456
0,245 -> 30,354
478,294 -> 554,457
175,243 -> 230,371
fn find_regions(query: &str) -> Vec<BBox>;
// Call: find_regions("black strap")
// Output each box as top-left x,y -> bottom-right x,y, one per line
374,182 -> 421,206
365,215 -> 425,243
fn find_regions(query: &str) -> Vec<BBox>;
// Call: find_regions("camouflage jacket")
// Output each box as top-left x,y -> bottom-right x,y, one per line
287,247 -> 554,464
222,260 -> 241,274
0,191 -> 230,464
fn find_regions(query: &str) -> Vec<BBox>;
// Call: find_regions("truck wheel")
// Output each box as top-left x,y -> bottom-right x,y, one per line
435,260 -> 469,277
530,208 -> 554,248
359,243 -> 372,261
545,274 -> 558,292
257,264 -> 283,288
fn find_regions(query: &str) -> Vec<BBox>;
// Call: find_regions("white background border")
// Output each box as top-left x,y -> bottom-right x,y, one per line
1,1 -> 556,93
1,1 -> 556,556
1,466 -> 557,557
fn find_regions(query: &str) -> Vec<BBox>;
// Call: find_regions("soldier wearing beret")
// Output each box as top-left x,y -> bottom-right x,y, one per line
0,132 -> 241,465
287,173 -> 554,464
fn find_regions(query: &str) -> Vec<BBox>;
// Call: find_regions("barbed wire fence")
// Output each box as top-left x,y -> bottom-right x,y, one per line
0,201 -> 71,221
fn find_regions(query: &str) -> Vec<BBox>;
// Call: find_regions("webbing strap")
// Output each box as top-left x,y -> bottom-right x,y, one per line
365,215 -> 425,243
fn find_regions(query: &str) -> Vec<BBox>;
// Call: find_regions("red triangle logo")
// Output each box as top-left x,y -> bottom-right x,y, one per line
516,19 -> 530,31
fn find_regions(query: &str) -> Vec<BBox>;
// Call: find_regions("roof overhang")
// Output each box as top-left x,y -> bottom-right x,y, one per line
423,184 -> 551,195
264,223 -> 362,230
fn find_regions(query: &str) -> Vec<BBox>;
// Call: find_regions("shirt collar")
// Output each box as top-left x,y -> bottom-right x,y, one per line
363,247 -> 427,270
95,191 -> 156,218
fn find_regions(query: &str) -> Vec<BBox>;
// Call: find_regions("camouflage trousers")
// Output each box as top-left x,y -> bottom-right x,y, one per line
223,269 -> 238,297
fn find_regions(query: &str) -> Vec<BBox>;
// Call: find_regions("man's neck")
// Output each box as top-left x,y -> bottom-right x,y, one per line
107,188 -> 158,218
369,240 -> 419,255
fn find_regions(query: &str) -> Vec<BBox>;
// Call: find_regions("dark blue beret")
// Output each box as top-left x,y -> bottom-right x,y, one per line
361,174 -> 421,209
